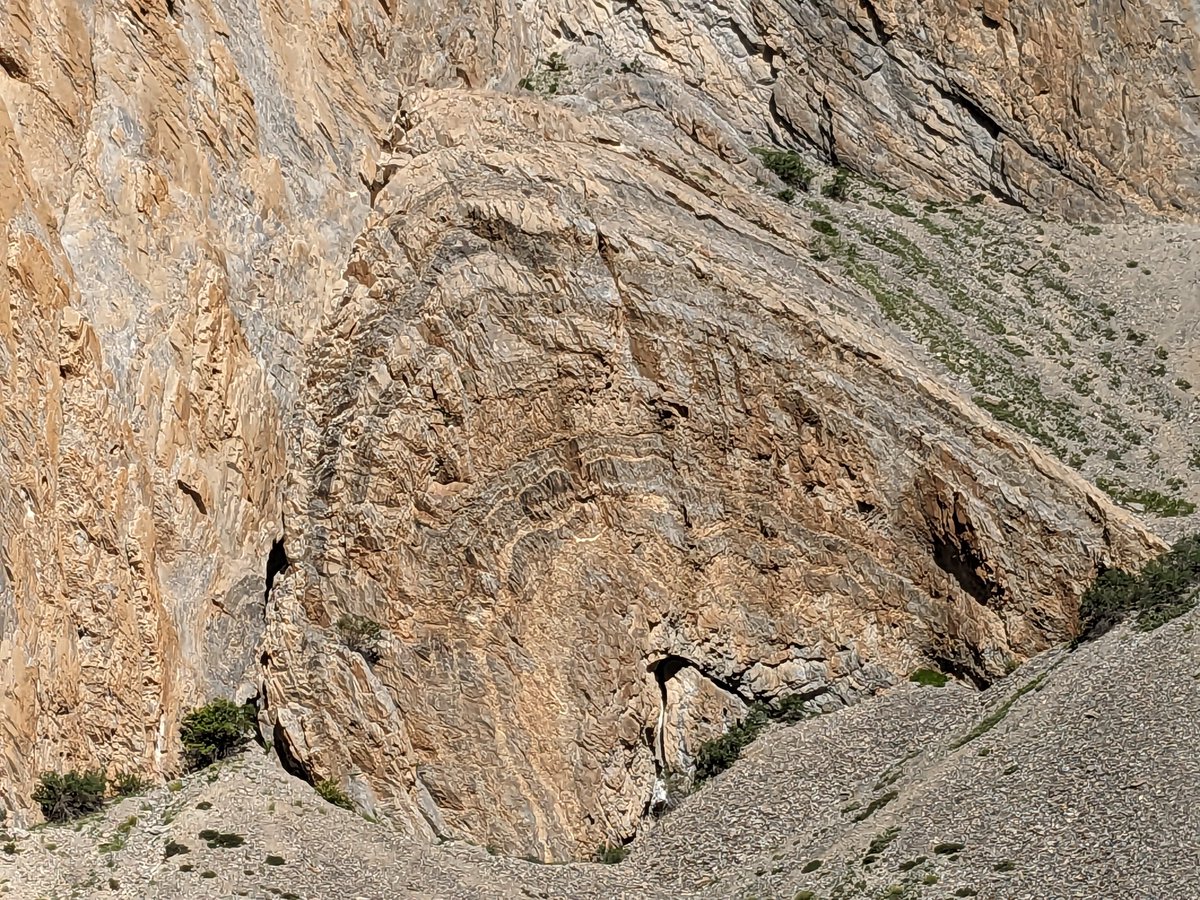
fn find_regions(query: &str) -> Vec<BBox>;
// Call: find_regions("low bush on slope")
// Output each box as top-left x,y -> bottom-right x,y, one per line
1077,533 -> 1200,641
32,770 -> 108,822
180,699 -> 255,771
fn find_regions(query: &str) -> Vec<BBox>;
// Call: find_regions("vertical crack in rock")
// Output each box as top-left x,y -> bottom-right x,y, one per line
263,535 -> 290,607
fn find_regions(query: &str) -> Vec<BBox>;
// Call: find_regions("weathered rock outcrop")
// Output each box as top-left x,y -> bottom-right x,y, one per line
519,0 -> 1200,216
258,88 -> 1163,858
0,0 -> 1190,863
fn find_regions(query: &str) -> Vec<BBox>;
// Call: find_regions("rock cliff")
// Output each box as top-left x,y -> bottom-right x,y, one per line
0,0 -> 1191,862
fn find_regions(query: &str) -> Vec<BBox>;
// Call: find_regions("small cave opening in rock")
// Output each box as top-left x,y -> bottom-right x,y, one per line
264,538 -> 289,604
932,525 -> 999,609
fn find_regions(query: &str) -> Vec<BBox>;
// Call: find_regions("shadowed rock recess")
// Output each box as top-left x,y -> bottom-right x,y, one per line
0,0 -> 1194,874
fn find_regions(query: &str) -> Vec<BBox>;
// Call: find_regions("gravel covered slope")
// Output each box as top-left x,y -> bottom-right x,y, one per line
4,609 -> 1198,899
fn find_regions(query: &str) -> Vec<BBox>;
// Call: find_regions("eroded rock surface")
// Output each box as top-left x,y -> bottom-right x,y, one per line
260,88 -> 1163,858
0,0 -> 1191,863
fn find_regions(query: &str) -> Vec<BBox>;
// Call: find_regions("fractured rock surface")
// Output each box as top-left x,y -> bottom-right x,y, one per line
0,0 -> 1193,861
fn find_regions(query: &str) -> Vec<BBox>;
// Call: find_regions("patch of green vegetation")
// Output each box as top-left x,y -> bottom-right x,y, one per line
2,843 -> 16,855
32,770 -> 107,823
98,816 -> 138,853
993,860 -> 1017,872
200,870 -> 217,879
955,889 -> 978,897
1126,329 -> 1148,345
693,695 -> 824,782
883,200 -> 916,218
933,841 -> 966,855
841,801 -> 862,814
821,169 -> 851,200
179,863 -> 195,872
195,801 -> 212,810
909,668 -> 948,687
771,693 -> 819,724
180,699 -> 254,771
854,791 -> 898,822
336,614 -> 385,663
315,779 -> 352,810
752,147 -> 815,191
777,188 -> 796,204
594,843 -> 628,864
198,829 -> 245,849
923,873 -> 940,885
1076,533 -> 1200,640
898,856 -> 927,871
1177,379 -> 1192,391
1094,478 -> 1196,518
517,52 -> 568,95
168,780 -> 183,792
164,840 -> 190,859
951,667 -> 1056,749
864,826 -> 901,865
801,859 -> 822,873
265,855 -> 286,866
113,773 -> 149,798
812,219 -> 838,237
694,707 -> 768,781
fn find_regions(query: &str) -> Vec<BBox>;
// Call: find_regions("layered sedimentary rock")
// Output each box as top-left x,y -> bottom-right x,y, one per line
258,87 -> 1164,859
0,0 -> 395,812
0,0 -> 1192,861
520,0 -> 1200,216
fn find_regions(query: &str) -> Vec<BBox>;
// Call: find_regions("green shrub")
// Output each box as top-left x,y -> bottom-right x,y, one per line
180,699 -> 254,771
864,826 -> 900,865
32,769 -> 107,822
693,706 -> 768,782
1077,533 -> 1200,641
908,668 -> 948,687
113,772 -> 149,797
821,169 -> 851,200
315,779 -> 352,810
199,829 -> 245,849
594,842 -> 628,864
335,614 -> 384,663
853,790 -> 898,822
811,219 -> 838,237
518,52 -> 569,95
164,840 -> 190,859
752,147 -> 814,191
770,693 -> 816,723
777,188 -> 796,204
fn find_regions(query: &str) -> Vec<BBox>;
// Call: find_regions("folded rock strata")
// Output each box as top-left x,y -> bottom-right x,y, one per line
0,0 -> 1187,861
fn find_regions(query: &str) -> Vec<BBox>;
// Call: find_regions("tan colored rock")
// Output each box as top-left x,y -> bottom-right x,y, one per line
516,0 -> 1200,217
0,0 -> 1189,866
259,87 -> 1164,860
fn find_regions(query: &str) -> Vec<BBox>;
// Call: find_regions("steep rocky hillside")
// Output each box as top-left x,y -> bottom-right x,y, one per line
1,0 -> 1197,872
3,610 -> 1198,898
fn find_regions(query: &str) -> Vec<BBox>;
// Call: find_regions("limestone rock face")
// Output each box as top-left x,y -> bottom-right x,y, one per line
0,0 -> 396,813
521,0 -> 1200,216
259,88 -> 1163,859
0,0 -> 1187,863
